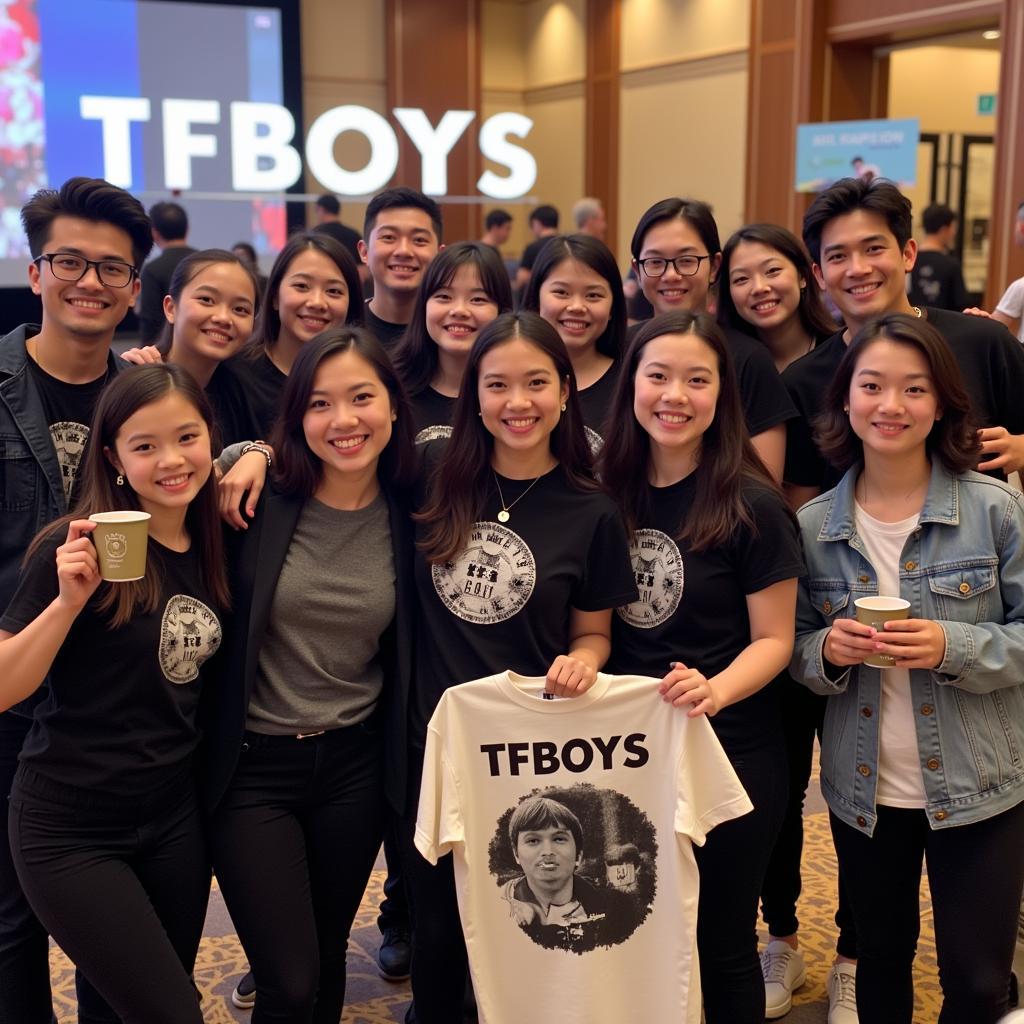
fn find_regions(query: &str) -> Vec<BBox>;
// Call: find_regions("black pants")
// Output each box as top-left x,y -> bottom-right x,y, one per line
694,741 -> 788,1024
9,766 -> 209,1024
760,675 -> 857,958
210,723 -> 385,1024
0,714 -> 119,1024
377,819 -> 410,933
831,801 -> 1024,1024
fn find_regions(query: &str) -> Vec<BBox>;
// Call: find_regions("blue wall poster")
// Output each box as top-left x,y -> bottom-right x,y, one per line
795,118 -> 920,193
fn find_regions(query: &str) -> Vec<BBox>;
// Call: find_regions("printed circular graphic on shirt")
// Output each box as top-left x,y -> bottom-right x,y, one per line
159,595 -> 223,684
488,782 -> 657,955
616,528 -> 683,629
49,421 -> 89,504
415,424 -> 453,445
432,522 -> 536,624
584,425 -> 603,455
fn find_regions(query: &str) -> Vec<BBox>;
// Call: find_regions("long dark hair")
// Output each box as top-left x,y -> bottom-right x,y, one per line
27,365 -> 228,627
598,312 -> 778,551
391,242 -> 512,396
519,234 -> 626,360
269,327 -> 416,498
417,312 -> 599,563
245,231 -> 363,360
814,313 -> 980,473
717,224 -> 835,342
157,248 -> 261,355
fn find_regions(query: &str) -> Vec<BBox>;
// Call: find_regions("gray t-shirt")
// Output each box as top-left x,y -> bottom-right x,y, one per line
247,493 -> 395,734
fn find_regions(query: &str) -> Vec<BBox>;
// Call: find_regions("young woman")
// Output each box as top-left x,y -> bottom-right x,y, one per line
204,328 -> 416,1023
718,223 -> 836,373
630,199 -> 796,479
599,312 -> 803,1024
391,241 -> 512,443
520,233 -> 627,449
403,311 -> 637,1023
121,248 -> 260,446
0,364 -> 228,1024
792,313 -> 1024,1024
229,230 -> 364,439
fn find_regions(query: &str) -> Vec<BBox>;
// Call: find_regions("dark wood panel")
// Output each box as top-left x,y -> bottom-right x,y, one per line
585,0 -> 620,253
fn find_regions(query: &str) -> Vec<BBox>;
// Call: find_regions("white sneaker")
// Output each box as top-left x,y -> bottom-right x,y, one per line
761,940 -> 807,1019
827,962 -> 858,1024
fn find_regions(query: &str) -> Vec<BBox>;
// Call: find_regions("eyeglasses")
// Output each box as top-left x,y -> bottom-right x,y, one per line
636,254 -> 711,278
34,252 -> 137,288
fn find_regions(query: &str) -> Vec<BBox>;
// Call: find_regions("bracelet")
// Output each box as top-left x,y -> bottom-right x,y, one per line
240,441 -> 273,469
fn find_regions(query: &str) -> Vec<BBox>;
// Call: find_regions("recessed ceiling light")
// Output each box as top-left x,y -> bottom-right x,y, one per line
982,29 -> 1001,40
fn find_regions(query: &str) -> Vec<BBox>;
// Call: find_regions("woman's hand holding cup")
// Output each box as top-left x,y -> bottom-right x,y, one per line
55,521 -> 102,612
824,616 -> 879,666
871,619 -> 947,670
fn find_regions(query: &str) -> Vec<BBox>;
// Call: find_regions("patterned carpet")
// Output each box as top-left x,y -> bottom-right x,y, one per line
50,797 -> 946,1022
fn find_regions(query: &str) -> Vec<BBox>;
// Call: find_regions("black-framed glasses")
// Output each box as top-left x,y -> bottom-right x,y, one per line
34,252 -> 137,288
637,254 -> 711,278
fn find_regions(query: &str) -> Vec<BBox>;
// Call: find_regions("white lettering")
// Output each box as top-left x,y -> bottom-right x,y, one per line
305,105 -> 398,196
477,112 -> 536,200
393,108 -> 475,195
79,96 -> 152,188
162,99 -> 220,190
230,101 -> 302,191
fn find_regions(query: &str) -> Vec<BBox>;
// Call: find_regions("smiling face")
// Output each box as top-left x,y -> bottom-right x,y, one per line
477,337 -> 569,465
274,247 -> 351,348
302,349 -> 394,483
425,263 -> 500,359
813,209 -> 916,333
633,332 -> 720,463
28,215 -> 140,342
727,240 -> 804,335
358,206 -> 439,298
635,217 -> 720,315
164,261 -> 255,365
537,257 -> 613,359
107,390 -> 212,515
514,825 -> 581,901
847,338 -> 940,462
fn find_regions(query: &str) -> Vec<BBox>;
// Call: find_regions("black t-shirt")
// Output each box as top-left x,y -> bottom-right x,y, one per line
607,474 -> 804,755
410,387 -> 457,444
313,220 -> 362,266
0,534 -> 223,797
520,237 -> 551,272
412,455 -> 638,743
578,360 -> 622,451
139,246 -> 197,344
783,308 -> 1024,490
203,360 -> 254,449
25,356 -> 108,506
363,302 -> 407,350
223,350 -> 287,440
908,252 -> 969,312
626,323 -> 796,438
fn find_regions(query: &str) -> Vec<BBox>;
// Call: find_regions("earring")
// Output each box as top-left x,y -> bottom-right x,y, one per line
391,412 -> 397,422
560,403 -> 567,412
116,474 -> 124,486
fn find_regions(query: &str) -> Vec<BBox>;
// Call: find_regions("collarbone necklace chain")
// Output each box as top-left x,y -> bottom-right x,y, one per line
493,471 -> 543,523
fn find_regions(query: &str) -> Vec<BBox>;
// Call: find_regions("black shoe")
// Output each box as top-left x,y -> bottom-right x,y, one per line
376,927 -> 411,981
231,970 -> 256,1010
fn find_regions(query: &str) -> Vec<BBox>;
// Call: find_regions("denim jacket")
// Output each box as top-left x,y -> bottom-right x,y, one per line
791,460 -> 1024,835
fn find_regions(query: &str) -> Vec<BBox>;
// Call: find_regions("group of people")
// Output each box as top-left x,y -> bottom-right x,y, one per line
0,169 -> 1023,1024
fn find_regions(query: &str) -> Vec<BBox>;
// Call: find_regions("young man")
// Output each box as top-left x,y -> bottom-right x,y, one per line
357,187 -> 442,349
514,204 -> 559,291
138,200 -> 195,343
313,193 -> 363,270
907,203 -> 969,312
480,208 -> 513,251
571,196 -> 607,240
0,176 -> 151,1023
993,201 -> 1024,343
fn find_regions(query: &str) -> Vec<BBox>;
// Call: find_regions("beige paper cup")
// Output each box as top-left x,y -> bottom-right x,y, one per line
89,512 -> 151,582
854,596 -> 911,668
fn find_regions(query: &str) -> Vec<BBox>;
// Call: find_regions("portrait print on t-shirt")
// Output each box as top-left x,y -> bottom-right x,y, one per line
617,529 -> 683,628
489,783 -> 657,955
432,521 -> 537,624
50,420 -> 89,503
159,594 -> 222,683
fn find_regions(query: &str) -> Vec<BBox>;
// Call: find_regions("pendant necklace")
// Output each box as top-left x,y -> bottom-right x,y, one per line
493,471 -> 543,523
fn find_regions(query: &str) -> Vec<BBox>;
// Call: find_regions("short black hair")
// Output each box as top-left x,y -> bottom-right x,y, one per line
485,209 -> 512,230
316,194 -> 340,216
922,203 -> 956,234
21,177 -> 153,269
149,201 -> 188,242
630,197 -> 721,267
802,177 -> 913,265
363,187 -> 443,243
529,204 -> 559,230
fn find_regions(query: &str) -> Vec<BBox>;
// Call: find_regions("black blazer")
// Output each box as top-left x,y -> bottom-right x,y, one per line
200,481 -> 416,816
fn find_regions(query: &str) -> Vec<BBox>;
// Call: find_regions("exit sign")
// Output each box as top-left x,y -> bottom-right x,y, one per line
978,93 -> 997,115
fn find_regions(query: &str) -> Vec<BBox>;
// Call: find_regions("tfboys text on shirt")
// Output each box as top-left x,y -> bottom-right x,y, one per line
0,535 -> 223,799
608,475 -> 804,755
415,671 -> 753,1024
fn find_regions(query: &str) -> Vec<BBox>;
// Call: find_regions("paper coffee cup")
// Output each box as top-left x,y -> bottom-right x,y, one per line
854,596 -> 911,669
88,511 -> 151,582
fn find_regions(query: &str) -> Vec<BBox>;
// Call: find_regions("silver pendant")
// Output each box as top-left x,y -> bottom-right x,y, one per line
497,509 -> 510,523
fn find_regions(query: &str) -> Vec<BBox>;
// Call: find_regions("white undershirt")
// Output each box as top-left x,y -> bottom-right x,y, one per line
854,502 -> 927,808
